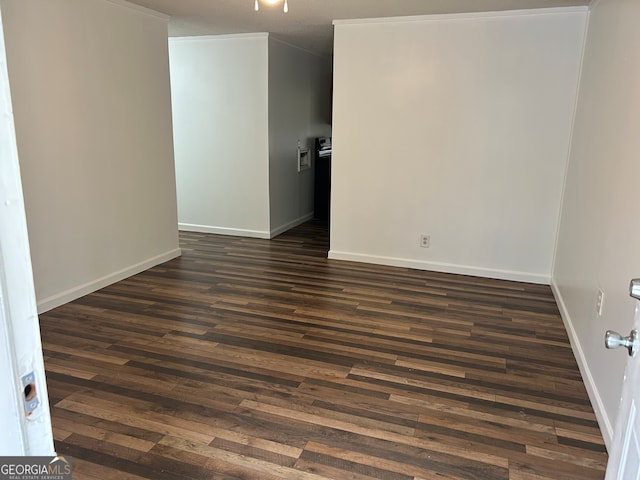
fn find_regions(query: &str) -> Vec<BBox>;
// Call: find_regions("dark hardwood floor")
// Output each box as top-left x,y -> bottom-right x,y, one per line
40,220 -> 607,479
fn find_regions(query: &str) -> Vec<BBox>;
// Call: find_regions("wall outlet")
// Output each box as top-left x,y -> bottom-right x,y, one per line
596,289 -> 604,316
420,234 -> 430,248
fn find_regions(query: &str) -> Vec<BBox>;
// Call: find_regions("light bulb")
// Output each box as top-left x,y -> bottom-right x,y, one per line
254,0 -> 289,13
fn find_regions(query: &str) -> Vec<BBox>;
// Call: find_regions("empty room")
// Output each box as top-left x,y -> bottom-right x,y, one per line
0,0 -> 639,479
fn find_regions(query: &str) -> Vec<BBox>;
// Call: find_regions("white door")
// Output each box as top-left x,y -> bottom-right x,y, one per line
0,5 -> 54,455
604,280 -> 640,479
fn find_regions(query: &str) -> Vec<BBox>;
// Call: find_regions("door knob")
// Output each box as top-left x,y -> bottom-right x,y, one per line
605,329 -> 639,357
631,279 -> 640,300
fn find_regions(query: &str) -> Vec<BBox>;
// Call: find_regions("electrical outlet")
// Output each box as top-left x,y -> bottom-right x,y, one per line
596,289 -> 604,316
420,234 -> 430,248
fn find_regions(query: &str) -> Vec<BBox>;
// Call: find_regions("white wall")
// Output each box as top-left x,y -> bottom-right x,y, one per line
331,9 -> 587,283
268,38 -> 332,236
1,0 -> 180,313
169,34 -> 271,238
553,0 -> 640,448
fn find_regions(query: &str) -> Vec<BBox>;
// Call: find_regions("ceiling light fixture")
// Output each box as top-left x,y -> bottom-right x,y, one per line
254,0 -> 288,13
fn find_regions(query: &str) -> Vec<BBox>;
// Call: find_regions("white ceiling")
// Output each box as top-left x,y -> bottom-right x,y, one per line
124,0 -> 592,57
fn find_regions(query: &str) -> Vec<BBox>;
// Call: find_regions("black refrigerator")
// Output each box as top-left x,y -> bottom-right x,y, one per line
314,137 -> 331,221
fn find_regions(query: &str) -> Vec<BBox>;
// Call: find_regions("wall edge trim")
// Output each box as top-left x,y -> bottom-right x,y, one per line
551,9 -> 591,279
589,0 -> 603,10
179,223 -> 271,239
333,6 -> 589,26
269,213 -> 314,239
36,248 -> 182,314
327,251 -> 550,284
103,0 -> 169,21
551,278 -> 613,450
169,33 -> 269,43
269,35 -> 330,61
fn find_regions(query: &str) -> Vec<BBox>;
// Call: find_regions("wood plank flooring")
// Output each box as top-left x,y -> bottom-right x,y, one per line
40,220 -> 607,479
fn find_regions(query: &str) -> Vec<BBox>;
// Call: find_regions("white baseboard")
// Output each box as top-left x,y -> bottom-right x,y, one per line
327,251 -> 550,284
179,214 -> 314,240
551,278 -> 613,450
179,223 -> 271,239
269,213 -> 314,239
36,248 -> 182,314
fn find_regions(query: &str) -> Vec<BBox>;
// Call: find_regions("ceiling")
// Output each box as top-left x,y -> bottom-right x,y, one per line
124,0 -> 592,58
